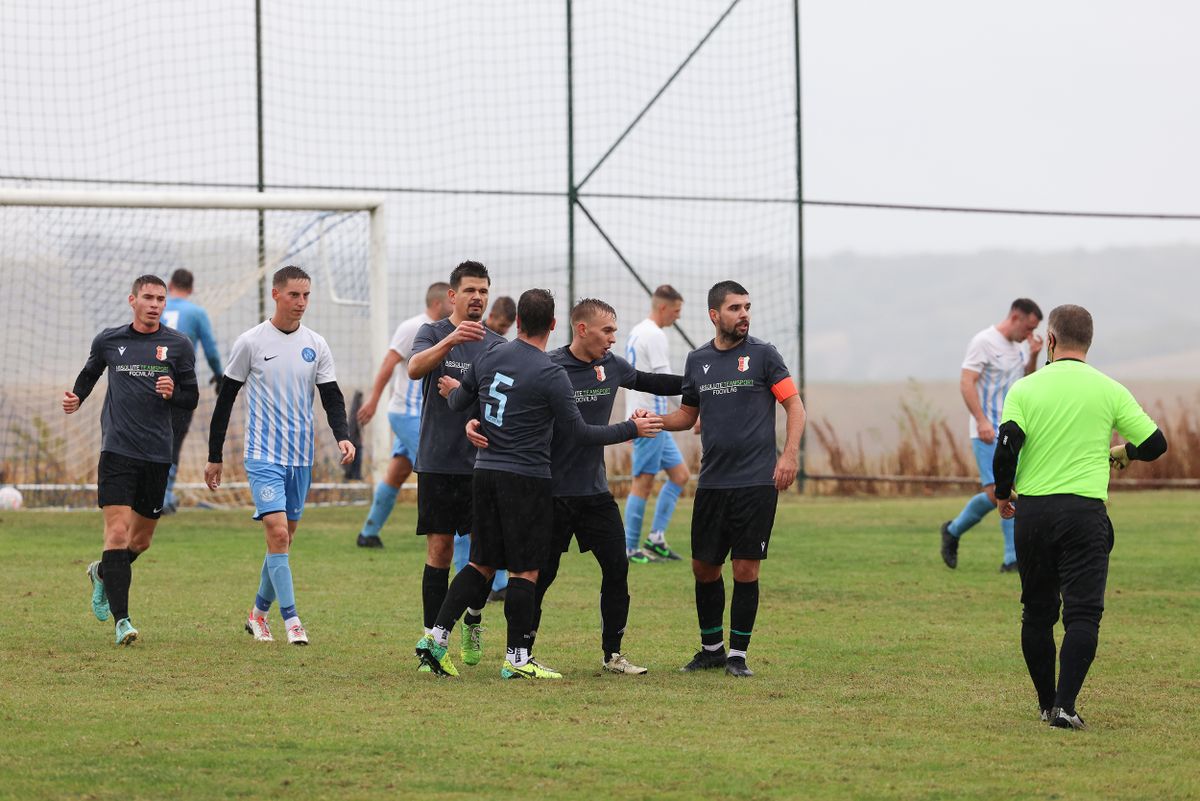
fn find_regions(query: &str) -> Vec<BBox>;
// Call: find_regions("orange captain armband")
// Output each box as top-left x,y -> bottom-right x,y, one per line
771,377 -> 798,403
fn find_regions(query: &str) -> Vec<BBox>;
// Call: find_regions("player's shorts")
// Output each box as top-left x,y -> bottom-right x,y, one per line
245,459 -> 312,522
169,405 -> 195,465
416,472 -> 473,536
691,484 -> 779,564
631,432 -> 684,476
97,451 -> 171,519
972,437 -> 997,487
388,411 -> 421,461
552,492 -> 625,554
471,469 -> 552,572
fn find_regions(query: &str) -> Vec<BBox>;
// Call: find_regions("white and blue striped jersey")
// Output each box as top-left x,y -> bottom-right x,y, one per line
962,325 -> 1028,438
225,321 -> 336,466
386,312 -> 435,417
624,317 -> 671,417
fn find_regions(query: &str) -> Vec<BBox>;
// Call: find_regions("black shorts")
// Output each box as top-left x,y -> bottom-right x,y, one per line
553,493 -> 625,554
1015,494 -> 1114,624
415,472 -> 473,535
97,451 -> 171,519
170,405 -> 195,465
691,485 -> 779,565
470,469 -> 552,573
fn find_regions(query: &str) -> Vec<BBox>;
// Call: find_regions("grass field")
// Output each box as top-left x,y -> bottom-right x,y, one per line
1,492 -> 1198,801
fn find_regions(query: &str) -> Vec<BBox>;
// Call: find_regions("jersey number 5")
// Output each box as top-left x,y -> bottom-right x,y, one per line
484,372 -> 515,427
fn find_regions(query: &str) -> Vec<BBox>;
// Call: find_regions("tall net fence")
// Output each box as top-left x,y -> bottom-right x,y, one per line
0,202 -> 376,506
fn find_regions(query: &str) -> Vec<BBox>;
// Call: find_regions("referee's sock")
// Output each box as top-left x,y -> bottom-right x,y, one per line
729,579 -> 759,659
504,577 -> 537,667
949,492 -> 994,537
422,564 -> 451,632
1020,621 -> 1057,712
101,549 -> 132,622
1055,624 -> 1099,715
696,577 -> 726,651
432,565 -> 488,641
624,495 -> 647,552
360,482 -> 398,540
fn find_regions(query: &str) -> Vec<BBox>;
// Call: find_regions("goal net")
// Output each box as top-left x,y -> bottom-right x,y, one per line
0,189 -> 388,508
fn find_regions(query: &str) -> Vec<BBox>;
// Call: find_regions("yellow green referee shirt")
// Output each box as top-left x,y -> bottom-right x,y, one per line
1000,359 -> 1158,501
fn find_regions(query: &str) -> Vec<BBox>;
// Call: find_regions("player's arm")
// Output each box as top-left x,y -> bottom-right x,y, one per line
358,349 -> 403,425
407,320 -> 486,379
317,381 -> 355,465
196,309 -> 223,378
959,369 -> 994,443
659,404 -> 699,432
204,377 -> 245,489
64,334 -> 107,414
631,370 -> 683,396
444,364 -> 480,412
548,368 -> 650,444
163,341 -> 200,410
774,393 -> 806,491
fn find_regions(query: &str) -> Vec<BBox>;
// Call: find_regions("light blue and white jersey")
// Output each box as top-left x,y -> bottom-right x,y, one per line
624,317 -> 671,417
386,312 -> 435,417
962,325 -> 1028,438
225,321 -> 336,466
163,296 -> 223,377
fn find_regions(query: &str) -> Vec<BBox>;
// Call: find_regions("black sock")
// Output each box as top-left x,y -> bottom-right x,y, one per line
463,576 -> 490,626
505,577 -> 537,657
1055,625 -> 1099,714
421,564 -> 450,630
1021,621 -> 1057,711
433,565 -> 488,632
695,577 -> 725,649
730,579 -> 759,655
127,548 -> 140,564
599,549 -> 630,658
101,549 -> 132,622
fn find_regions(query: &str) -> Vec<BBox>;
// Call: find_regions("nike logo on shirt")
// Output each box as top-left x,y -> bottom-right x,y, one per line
264,355 -> 278,361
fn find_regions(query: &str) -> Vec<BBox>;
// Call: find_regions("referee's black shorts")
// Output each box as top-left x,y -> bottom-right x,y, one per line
97,451 -> 171,519
470,468 -> 552,573
552,492 -> 624,554
691,484 -> 779,565
1015,494 -> 1114,628
415,472 -> 473,536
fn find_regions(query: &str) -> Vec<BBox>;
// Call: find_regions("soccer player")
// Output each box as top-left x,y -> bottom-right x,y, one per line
352,282 -> 452,548
406,261 -> 505,666
623,285 -> 689,563
64,274 -> 199,645
658,281 -> 805,678
993,304 -> 1165,729
485,295 -> 516,337
160,268 -> 224,514
416,288 -> 662,679
940,299 -> 1043,572
204,266 -> 354,645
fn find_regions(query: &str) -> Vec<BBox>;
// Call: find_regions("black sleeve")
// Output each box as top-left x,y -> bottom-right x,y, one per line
207,378 -> 245,463
992,420 -> 1026,499
446,363 -> 480,413
1125,428 -> 1167,462
72,333 -> 107,403
318,381 -> 350,442
168,371 -> 200,410
631,370 -> 683,397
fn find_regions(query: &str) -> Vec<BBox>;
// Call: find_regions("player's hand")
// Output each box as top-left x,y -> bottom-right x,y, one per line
1028,331 -> 1044,357
62,391 -> 81,414
774,451 -> 799,491
204,462 -> 223,490
465,419 -> 489,449
692,417 -> 702,435
1109,444 -> 1131,470
631,413 -> 662,438
437,376 -> 460,398
210,374 -> 223,395
156,375 -> 175,400
357,398 -> 378,426
337,439 -> 356,465
448,320 -> 486,345
998,491 -> 1017,519
977,420 -> 996,445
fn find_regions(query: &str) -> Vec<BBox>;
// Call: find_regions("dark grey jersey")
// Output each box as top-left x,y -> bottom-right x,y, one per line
74,324 -> 198,463
411,318 -> 506,475
681,336 -> 792,489
548,346 -> 683,496
448,339 -> 638,479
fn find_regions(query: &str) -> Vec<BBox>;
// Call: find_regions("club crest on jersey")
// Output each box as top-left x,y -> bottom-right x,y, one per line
594,365 -> 606,382
156,346 -> 169,361
737,356 -> 750,372
302,347 -> 317,363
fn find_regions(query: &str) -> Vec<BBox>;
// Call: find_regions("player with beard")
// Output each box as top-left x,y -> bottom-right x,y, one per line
658,281 -> 806,677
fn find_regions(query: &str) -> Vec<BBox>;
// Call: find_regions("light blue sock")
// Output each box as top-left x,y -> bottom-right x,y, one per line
254,555 -> 275,612
624,495 -> 647,551
453,533 -> 471,572
266,553 -> 296,619
360,482 -> 399,539
1000,517 -> 1016,564
163,463 -> 179,507
493,569 -> 508,592
949,492 -> 994,537
651,481 -> 683,535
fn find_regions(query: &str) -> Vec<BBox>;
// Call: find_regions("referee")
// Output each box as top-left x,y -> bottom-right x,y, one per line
993,304 -> 1166,730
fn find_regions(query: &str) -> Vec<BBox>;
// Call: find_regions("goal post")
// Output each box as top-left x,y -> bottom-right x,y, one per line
0,188 -> 391,506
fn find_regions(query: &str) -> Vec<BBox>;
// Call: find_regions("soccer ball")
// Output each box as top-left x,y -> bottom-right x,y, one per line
0,486 -> 23,510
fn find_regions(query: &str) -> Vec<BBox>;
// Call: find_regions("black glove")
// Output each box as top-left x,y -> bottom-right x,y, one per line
210,374 -> 224,395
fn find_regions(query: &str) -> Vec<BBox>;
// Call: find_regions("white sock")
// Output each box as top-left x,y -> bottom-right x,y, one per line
252,606 -> 269,619
431,625 -> 450,647
507,646 -> 530,667
649,530 -> 666,545
728,648 -> 747,660
702,642 -> 724,652
465,607 -> 483,618
284,615 -> 301,629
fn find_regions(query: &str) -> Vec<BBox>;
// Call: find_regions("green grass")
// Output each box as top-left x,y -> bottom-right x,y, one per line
1,492 -> 1198,801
